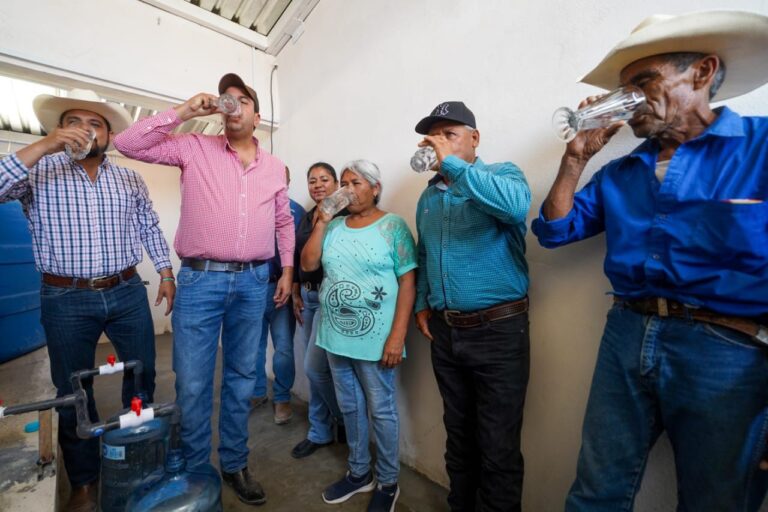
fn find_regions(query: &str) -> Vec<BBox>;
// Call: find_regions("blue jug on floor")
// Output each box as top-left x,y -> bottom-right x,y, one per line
100,417 -> 169,512
125,449 -> 222,512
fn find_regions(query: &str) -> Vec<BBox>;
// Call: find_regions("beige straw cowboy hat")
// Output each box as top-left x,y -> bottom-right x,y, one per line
33,89 -> 133,148
580,10 -> 768,101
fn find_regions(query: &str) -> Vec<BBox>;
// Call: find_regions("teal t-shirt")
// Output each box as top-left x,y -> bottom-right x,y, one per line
317,213 -> 417,361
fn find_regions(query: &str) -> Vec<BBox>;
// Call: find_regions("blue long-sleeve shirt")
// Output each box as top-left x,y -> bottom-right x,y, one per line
532,107 -> 768,317
416,155 -> 531,312
268,198 -> 305,280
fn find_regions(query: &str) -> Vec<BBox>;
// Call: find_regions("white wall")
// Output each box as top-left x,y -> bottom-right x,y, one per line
274,1 -> 768,510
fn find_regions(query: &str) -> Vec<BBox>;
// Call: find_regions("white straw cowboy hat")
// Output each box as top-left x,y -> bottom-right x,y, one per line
33,89 -> 133,149
580,10 -> 768,101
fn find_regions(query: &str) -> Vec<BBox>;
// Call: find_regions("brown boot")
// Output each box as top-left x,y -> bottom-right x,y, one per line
65,481 -> 98,512
273,401 -> 293,425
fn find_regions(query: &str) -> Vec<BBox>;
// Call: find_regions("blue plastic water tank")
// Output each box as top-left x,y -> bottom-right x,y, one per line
0,201 -> 45,363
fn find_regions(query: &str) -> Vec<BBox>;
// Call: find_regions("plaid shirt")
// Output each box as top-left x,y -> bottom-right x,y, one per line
0,152 -> 171,278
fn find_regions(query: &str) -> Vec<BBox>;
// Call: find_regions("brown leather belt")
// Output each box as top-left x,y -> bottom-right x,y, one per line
442,297 -> 529,329
42,267 -> 137,290
616,297 -> 768,345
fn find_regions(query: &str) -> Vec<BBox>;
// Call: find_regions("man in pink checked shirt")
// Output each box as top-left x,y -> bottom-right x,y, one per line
114,72 -> 294,507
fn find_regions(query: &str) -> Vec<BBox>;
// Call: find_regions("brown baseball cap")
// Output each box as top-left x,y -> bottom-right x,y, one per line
218,73 -> 260,113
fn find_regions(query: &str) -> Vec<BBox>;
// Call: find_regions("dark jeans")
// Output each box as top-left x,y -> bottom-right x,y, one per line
566,305 -> 768,511
40,273 -> 156,487
430,311 -> 530,512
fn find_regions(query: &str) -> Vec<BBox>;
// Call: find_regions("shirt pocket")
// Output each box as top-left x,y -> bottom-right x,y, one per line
688,201 -> 767,266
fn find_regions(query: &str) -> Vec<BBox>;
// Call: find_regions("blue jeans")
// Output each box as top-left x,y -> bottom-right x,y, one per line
172,263 -> 268,472
40,273 -> 155,487
253,281 -> 296,403
300,287 -> 342,443
566,304 -> 768,512
327,352 -> 399,485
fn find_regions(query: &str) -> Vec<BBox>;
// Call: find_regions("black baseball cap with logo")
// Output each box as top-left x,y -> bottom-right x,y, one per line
218,73 -> 260,113
415,101 -> 476,134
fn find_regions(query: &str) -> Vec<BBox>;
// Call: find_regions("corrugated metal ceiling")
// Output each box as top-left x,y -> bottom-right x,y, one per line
186,0 -> 292,36
0,76 -> 224,138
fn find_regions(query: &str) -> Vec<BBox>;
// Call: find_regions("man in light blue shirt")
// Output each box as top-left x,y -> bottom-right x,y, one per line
533,11 -> 768,511
413,101 -> 531,512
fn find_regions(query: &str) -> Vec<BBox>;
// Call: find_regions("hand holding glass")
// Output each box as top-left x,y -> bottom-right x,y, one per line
319,187 -> 356,216
410,146 -> 438,173
552,86 -> 645,142
65,128 -> 97,161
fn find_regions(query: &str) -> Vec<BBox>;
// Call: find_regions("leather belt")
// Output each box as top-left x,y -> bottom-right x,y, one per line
181,257 -> 266,272
616,297 -> 768,345
442,297 -> 529,329
42,267 -> 137,290
302,282 -> 321,292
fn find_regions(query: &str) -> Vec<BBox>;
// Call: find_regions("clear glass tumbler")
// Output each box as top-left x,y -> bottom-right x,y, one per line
217,93 -> 242,116
65,129 -> 97,161
552,86 -> 645,142
319,187 -> 356,216
410,146 -> 437,173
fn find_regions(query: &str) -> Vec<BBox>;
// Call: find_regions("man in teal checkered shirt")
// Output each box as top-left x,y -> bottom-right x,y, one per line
413,101 -> 531,512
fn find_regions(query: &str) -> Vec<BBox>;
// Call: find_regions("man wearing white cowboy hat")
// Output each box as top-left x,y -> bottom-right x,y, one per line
114,73 -> 294,506
0,88 -> 174,511
532,10 -> 768,511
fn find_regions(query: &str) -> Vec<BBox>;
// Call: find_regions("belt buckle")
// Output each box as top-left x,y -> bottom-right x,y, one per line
303,282 -> 312,292
443,310 -> 461,327
87,275 -> 110,289
231,262 -> 246,273
756,326 -> 768,346
657,298 -> 669,317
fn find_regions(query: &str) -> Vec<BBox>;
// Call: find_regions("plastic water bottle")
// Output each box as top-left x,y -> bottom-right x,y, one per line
319,187 -> 356,216
65,129 -> 96,161
126,450 -> 222,512
410,146 -> 437,173
100,418 -> 169,512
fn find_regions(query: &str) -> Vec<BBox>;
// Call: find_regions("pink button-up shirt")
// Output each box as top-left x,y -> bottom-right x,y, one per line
114,109 -> 294,266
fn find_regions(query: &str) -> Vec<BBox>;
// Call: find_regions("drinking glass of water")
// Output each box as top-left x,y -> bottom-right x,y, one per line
65,129 -> 97,161
217,93 -> 242,116
552,86 -> 645,142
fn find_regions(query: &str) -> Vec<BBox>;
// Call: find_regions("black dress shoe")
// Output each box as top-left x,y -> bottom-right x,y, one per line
221,468 -> 267,505
291,438 -> 332,459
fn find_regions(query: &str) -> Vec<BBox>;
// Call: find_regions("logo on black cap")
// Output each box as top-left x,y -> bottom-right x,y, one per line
434,103 -> 450,116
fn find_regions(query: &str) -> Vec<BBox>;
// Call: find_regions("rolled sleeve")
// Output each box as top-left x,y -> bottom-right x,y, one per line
531,208 -> 578,248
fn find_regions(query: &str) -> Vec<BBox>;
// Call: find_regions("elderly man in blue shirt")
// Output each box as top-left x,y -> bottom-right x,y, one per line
533,11 -> 768,512
413,101 -> 531,512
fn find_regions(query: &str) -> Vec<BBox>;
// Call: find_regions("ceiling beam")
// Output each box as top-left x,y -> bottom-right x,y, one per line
139,0 -> 270,50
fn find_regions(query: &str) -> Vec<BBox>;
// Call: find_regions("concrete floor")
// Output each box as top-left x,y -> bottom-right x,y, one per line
0,334 -> 448,511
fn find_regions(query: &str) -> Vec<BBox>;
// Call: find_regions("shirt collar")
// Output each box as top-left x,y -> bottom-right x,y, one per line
626,106 -> 744,168
703,106 -> 744,138
222,134 -> 261,162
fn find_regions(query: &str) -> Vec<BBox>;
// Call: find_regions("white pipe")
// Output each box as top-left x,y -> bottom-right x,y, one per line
119,407 -> 155,429
99,362 -> 125,375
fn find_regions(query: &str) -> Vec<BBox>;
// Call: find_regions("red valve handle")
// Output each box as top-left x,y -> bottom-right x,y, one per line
107,354 -> 116,366
131,396 -> 142,416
